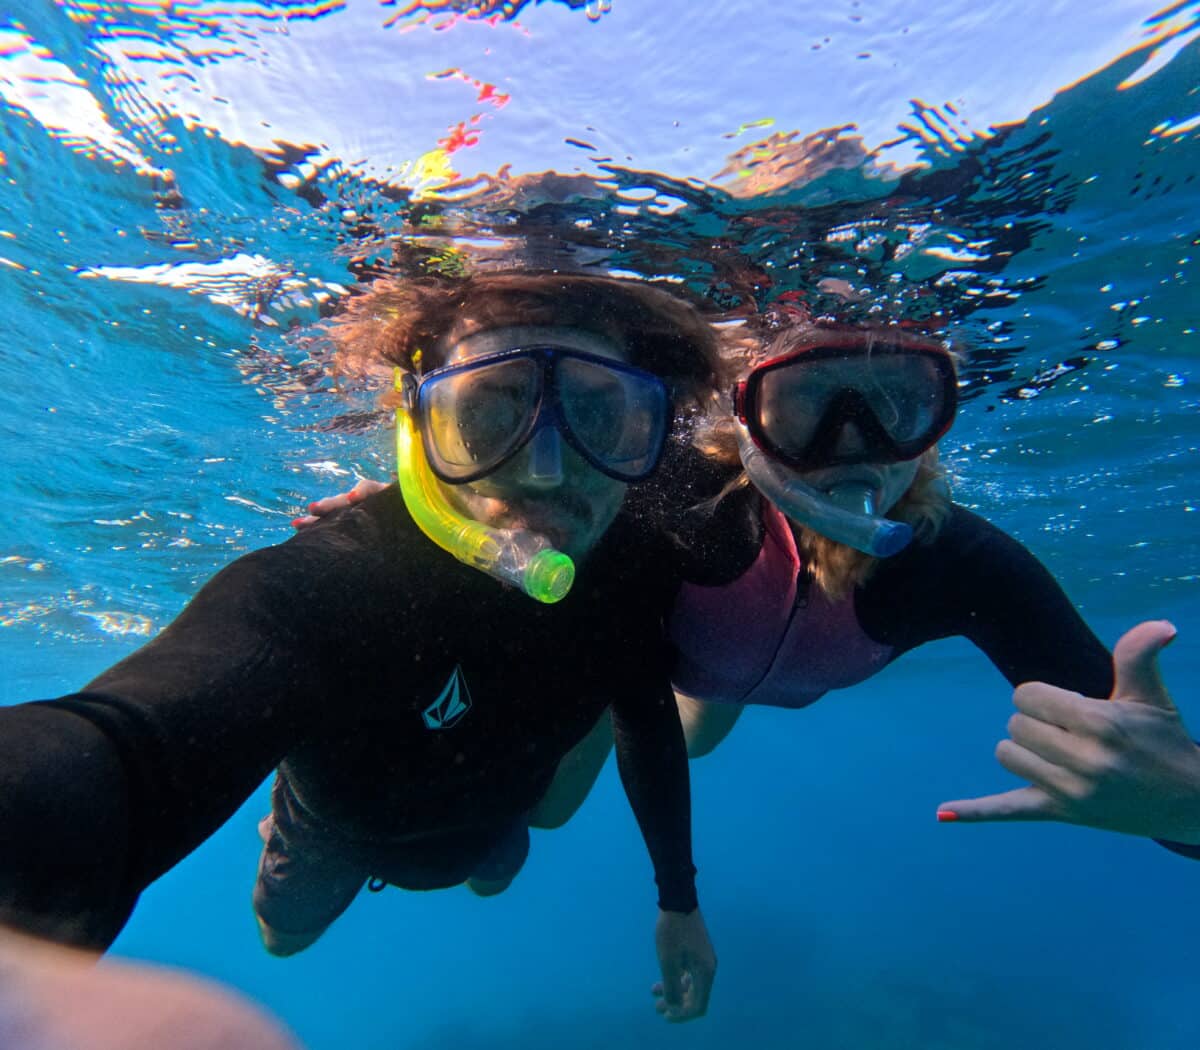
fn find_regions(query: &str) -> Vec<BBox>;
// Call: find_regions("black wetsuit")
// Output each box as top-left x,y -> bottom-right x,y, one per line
0,485 -> 710,949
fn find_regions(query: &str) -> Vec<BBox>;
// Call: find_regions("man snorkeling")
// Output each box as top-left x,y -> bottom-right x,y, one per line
0,271 -> 738,1023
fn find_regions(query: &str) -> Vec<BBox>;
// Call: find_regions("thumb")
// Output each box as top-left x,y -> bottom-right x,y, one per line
1110,620 -> 1177,710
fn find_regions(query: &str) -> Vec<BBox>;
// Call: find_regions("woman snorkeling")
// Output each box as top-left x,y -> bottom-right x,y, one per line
0,270 -> 756,1023
667,320 -> 1200,851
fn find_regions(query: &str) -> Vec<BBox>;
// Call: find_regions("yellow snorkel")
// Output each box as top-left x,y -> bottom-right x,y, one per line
394,370 -> 575,603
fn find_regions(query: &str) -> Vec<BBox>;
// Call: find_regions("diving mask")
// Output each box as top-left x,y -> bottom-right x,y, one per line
405,345 -> 671,485
733,334 -> 957,473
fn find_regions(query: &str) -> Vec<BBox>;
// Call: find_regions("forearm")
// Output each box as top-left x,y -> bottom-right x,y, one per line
612,687 -> 698,913
0,702 -> 137,949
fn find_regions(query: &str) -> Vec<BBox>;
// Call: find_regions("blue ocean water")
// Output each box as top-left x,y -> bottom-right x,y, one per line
1,1 -> 1198,1047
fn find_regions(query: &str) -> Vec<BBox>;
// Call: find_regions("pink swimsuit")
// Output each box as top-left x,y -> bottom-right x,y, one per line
669,501 -> 894,707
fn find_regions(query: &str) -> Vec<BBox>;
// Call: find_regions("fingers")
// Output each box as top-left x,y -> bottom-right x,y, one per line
1012,680 -> 1112,736
1007,712 -> 1105,777
938,784 -> 1058,823
349,478 -> 389,500
995,738 -> 1088,800
293,482 -> 380,532
1111,620 -> 1177,710
684,961 -> 713,1021
654,972 -> 708,1023
656,960 -> 684,1017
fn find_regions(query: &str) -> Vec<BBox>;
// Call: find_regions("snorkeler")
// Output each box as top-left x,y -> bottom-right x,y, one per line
0,271 -> 742,1023
315,320 -> 1200,852
655,322 -> 1200,851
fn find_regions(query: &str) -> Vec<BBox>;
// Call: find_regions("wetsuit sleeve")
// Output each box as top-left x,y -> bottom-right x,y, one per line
610,673 -> 698,914
862,506 -> 1113,697
0,546 -> 331,949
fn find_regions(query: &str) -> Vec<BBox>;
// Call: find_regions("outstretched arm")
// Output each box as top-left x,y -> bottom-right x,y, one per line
611,682 -> 715,1023
0,547 -> 329,948
938,621 -> 1200,844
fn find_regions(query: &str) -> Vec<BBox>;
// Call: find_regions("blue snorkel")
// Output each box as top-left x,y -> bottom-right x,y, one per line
736,425 -> 913,558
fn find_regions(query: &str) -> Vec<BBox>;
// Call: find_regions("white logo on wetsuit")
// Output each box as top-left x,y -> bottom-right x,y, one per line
422,665 -> 473,730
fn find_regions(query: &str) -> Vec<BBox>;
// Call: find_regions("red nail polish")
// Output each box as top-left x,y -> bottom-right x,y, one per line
291,517 -> 305,529
937,810 -> 959,823
307,502 -> 319,514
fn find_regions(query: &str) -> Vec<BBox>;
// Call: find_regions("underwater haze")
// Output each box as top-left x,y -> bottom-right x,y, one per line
1,1 -> 1199,1047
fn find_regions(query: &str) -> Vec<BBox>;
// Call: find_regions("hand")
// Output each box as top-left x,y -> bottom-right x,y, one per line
651,907 -> 715,1022
291,478 -> 389,529
938,620 -> 1200,843
0,927 -> 300,1050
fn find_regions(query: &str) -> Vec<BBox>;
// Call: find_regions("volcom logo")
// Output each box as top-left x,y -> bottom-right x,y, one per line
422,665 -> 473,730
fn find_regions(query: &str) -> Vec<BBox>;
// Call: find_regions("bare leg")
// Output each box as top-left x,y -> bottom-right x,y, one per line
528,709 -> 614,830
676,692 -> 743,758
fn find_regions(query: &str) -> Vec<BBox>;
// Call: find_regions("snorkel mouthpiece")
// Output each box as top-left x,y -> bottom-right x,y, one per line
395,401 -> 575,603
736,427 -> 913,557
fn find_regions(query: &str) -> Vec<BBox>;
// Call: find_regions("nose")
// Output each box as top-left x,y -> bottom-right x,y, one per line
832,420 -> 868,458
524,424 -> 564,488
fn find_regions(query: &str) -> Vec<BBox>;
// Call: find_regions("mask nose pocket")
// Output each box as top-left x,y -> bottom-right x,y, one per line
525,424 -> 564,487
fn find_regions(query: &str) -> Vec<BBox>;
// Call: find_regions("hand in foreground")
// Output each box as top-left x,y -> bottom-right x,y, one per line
292,478 -> 389,529
651,907 -> 715,1022
0,927 -> 300,1050
938,620 -> 1200,843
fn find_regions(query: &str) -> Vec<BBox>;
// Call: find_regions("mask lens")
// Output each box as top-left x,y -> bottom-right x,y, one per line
858,351 -> 946,443
557,356 -> 668,481
754,346 -> 953,466
419,356 -> 541,481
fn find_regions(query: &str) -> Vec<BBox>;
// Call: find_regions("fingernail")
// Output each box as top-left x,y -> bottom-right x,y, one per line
937,810 -> 958,823
1163,621 -> 1178,646
345,489 -> 359,503
307,502 -> 319,514
291,517 -> 306,529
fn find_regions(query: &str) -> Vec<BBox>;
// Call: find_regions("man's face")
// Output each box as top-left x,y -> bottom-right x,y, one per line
435,324 -> 632,561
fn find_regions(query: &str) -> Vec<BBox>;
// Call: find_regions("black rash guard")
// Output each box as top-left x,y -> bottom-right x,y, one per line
861,503 -> 1115,696
0,485 -> 703,949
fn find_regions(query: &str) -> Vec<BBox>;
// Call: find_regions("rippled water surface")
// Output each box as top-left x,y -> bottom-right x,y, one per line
1,2 -> 1198,1048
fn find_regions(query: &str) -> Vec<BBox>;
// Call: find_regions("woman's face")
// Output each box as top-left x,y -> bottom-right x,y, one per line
737,333 -> 954,517
433,324 -> 632,560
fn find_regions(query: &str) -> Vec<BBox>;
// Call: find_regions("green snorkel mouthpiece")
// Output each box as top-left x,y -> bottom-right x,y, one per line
394,394 -> 575,603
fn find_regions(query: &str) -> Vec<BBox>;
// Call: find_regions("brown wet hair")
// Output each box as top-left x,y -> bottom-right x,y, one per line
328,271 -> 722,411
